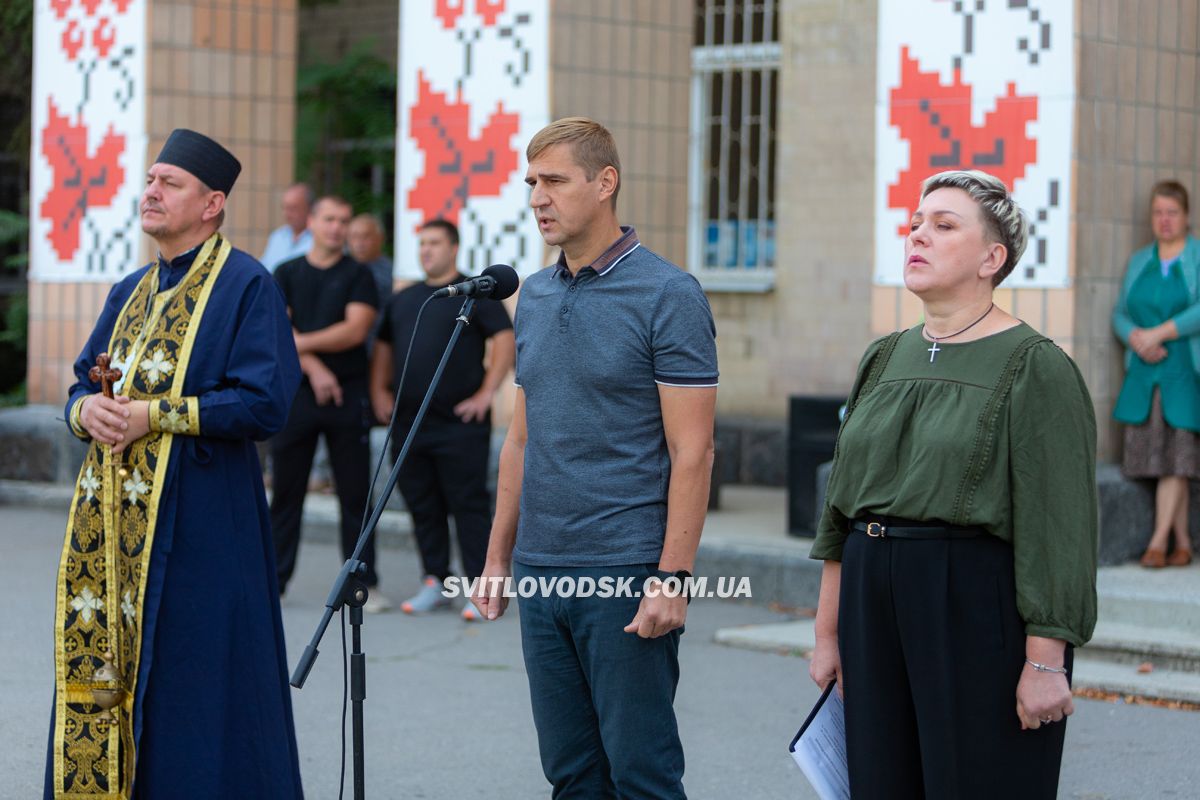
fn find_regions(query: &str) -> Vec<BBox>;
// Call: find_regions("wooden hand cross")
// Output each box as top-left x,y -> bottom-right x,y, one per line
88,353 -> 123,400
88,353 -> 128,472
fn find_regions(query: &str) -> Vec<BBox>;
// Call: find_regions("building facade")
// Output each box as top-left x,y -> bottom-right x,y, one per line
27,0 -> 1200,463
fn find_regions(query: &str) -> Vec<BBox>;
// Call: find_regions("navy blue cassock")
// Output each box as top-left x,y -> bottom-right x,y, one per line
45,242 -> 304,799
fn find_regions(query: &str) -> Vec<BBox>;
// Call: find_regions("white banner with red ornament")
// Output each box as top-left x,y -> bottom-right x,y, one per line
30,0 -> 146,282
874,0 -> 1074,288
396,0 -> 549,279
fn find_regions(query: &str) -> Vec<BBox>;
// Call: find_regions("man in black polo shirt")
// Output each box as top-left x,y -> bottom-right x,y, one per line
370,219 -> 514,620
271,195 -> 383,608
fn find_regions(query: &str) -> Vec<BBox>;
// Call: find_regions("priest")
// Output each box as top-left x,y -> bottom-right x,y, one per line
45,129 -> 305,798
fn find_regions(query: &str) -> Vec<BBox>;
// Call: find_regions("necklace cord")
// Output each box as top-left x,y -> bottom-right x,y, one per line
923,302 -> 996,343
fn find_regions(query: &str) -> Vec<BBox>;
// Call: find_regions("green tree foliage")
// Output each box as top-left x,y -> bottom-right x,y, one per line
0,0 -> 33,169
295,40 -> 397,221
0,0 -> 31,399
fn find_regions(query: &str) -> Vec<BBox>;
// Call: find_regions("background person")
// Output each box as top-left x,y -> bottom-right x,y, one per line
270,196 -> 386,611
370,219 -> 513,619
809,170 -> 1097,800
261,182 -> 313,272
349,212 -> 396,307
1112,180 -> 1200,568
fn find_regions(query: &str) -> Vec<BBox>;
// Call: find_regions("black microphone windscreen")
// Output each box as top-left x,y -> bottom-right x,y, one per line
482,264 -> 520,300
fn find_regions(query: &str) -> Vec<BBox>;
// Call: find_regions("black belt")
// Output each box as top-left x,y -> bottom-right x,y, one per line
851,519 -> 984,540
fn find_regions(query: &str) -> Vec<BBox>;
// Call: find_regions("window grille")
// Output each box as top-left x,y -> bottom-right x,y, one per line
689,0 -> 779,291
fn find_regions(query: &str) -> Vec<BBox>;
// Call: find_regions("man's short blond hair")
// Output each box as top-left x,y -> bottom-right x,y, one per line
526,117 -> 621,205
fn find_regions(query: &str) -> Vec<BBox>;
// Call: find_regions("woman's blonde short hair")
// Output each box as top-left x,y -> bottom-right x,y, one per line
526,117 -> 621,205
921,170 -> 1029,286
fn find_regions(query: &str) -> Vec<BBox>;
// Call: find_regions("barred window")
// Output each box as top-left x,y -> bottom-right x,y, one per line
689,0 -> 779,291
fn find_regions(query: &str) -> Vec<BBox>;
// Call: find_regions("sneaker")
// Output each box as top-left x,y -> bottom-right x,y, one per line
362,592 -> 393,614
461,602 -> 480,622
400,576 -> 451,614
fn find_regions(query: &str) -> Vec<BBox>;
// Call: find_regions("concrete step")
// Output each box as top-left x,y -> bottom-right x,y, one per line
712,618 -> 1200,704
1097,563 -> 1200,630
1070,658 -> 1200,705
1084,620 -> 1200,672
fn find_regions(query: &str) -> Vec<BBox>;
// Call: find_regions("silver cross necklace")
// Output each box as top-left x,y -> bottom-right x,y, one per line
922,303 -> 995,363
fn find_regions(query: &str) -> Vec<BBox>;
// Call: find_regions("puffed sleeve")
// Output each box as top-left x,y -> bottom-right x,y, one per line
810,334 -> 895,561
1007,342 -> 1098,646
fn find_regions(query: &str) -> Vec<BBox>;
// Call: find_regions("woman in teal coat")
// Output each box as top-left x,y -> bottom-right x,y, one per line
1112,180 -> 1200,568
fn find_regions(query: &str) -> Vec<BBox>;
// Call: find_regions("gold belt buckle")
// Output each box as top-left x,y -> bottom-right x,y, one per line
866,522 -> 886,538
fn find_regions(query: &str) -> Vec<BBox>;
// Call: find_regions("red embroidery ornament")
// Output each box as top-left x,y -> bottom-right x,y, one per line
92,17 -> 116,58
476,0 -> 506,26
887,47 -> 1038,235
61,19 -> 85,60
435,0 -> 465,29
406,72 -> 519,228
39,100 -> 127,261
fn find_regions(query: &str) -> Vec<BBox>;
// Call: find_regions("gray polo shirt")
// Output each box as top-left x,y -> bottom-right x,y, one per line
512,227 -> 718,567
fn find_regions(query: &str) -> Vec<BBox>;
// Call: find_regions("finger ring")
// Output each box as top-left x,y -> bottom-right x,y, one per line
1040,716 -> 1053,724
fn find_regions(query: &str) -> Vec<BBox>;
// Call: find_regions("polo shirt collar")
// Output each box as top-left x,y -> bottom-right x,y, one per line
553,226 -> 640,280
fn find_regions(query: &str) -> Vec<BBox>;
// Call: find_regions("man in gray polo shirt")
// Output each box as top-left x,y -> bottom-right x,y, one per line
472,117 -> 717,798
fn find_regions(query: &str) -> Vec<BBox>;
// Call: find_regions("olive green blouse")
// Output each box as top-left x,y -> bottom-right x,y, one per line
812,323 -> 1098,647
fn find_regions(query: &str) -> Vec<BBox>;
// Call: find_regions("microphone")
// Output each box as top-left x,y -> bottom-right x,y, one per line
432,264 -> 520,300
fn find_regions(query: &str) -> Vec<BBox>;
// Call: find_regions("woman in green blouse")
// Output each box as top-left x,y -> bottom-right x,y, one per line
808,170 -> 1097,800
1112,180 -> 1199,568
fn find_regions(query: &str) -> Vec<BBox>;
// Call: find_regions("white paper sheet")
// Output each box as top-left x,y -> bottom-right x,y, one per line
789,683 -> 850,800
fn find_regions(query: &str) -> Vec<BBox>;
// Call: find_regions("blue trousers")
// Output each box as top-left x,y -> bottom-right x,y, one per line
514,562 -> 686,799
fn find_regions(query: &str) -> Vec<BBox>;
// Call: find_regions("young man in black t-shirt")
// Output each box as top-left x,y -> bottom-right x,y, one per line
369,219 -> 514,619
271,196 -> 383,607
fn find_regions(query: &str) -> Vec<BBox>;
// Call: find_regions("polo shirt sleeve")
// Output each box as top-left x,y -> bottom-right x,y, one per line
651,273 -> 718,388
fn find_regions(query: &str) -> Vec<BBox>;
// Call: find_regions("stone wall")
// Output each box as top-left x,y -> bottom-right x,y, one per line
1075,0 -> 1200,460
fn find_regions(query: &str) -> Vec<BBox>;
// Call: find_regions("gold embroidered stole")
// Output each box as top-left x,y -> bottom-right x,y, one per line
52,233 -> 232,799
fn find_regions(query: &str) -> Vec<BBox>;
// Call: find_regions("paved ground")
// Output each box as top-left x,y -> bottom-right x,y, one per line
5,505 -> 1199,798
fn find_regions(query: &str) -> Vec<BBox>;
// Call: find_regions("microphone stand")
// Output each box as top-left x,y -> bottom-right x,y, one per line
291,296 -> 478,800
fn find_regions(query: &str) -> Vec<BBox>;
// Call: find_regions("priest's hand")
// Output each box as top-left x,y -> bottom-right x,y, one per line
80,394 -> 132,446
111,401 -> 151,454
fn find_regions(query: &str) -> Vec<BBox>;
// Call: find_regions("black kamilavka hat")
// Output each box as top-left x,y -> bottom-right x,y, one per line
154,129 -> 241,195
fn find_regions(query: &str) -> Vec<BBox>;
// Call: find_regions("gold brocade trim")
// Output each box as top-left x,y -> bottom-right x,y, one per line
69,396 -> 89,440
52,233 -> 232,798
148,397 -> 200,436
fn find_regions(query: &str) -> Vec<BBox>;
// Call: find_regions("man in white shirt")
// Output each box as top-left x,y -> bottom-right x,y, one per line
261,183 -> 314,272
